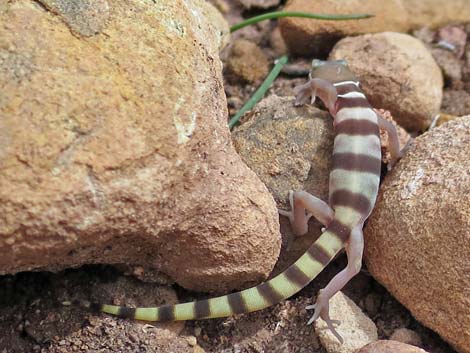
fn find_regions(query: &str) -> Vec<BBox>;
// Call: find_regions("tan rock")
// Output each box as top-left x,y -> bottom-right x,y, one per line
390,328 -> 422,347
431,48 -> 462,88
364,117 -> 470,353
436,25 -> 467,59
314,292 -> 378,353
37,0 -> 110,37
329,32 -> 443,131
279,0 -> 408,56
238,0 -> 281,10
225,39 -> 270,83
442,90 -> 470,117
232,95 -> 333,207
269,26 -> 288,56
404,0 -> 470,30
0,0 -> 281,294
279,0 -> 470,56
356,340 -> 430,353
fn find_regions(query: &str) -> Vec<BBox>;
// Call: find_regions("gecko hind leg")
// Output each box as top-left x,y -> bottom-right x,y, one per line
306,224 -> 364,343
279,190 -> 334,236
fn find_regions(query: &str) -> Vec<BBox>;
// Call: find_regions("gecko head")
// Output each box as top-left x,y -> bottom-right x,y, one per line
309,59 -> 356,82
311,59 -> 347,68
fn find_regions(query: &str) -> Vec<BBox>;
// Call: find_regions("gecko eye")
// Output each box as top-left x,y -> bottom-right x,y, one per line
311,59 -> 325,68
312,59 -> 348,68
333,59 -> 348,66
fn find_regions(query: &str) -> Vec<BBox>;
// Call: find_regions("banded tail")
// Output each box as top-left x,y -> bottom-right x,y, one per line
63,220 -> 350,322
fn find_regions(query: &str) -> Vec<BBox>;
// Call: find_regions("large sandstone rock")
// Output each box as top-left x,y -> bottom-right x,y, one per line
404,0 -> 470,29
364,117 -> 470,353
280,0 -> 408,56
329,32 -> 443,131
279,0 -> 470,55
0,0 -> 281,293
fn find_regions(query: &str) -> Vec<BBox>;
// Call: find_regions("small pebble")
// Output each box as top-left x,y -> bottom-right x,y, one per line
436,25 -> 467,58
194,326 -> 202,336
225,39 -> 269,83
390,328 -> 422,347
186,335 -> 197,346
238,0 -> 281,10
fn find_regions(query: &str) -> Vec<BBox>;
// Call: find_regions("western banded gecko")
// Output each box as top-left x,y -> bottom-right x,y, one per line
64,60 -> 402,342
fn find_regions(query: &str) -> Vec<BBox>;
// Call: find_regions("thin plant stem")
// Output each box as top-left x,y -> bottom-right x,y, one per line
229,55 -> 289,130
230,11 -> 373,33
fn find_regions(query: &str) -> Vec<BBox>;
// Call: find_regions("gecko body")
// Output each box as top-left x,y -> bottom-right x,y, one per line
65,60 -> 401,342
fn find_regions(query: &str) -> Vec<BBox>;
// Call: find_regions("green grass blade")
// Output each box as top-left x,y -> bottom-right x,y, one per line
228,55 -> 289,130
230,11 -> 374,33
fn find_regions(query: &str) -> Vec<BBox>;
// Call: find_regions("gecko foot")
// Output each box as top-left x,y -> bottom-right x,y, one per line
278,190 -> 313,231
278,190 -> 296,223
306,293 -> 344,344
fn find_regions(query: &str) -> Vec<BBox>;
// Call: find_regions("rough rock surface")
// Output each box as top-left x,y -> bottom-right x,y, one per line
314,292 -> 378,353
0,0 -> 281,293
364,117 -> 470,353
232,95 -> 334,267
36,0 -> 110,36
232,95 -> 333,208
356,340 -> 430,353
238,0 -> 281,10
279,0 -> 470,55
431,48 -> 463,89
442,90 -> 470,117
404,1 -> 470,31
279,0 -> 408,56
329,32 -> 443,131
389,328 -> 422,347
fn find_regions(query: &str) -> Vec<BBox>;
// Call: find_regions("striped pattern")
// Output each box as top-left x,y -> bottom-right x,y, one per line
337,91 -> 365,99
335,119 -> 379,136
64,63 -> 383,326
68,228 -> 344,322
333,80 -> 359,87
331,153 -> 381,174
330,189 -> 372,215
329,77 -> 381,222
334,83 -> 360,95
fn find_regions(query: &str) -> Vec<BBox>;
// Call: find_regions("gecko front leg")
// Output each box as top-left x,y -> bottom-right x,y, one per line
294,78 -> 338,114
